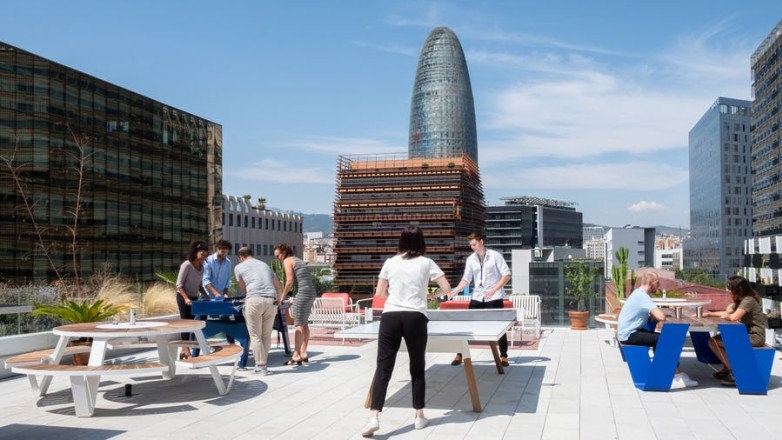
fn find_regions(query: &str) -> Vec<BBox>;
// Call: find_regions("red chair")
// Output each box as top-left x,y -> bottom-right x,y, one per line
355,295 -> 386,320
321,292 -> 354,313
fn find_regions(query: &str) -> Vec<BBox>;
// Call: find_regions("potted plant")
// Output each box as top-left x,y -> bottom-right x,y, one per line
32,298 -> 126,364
565,261 -> 600,330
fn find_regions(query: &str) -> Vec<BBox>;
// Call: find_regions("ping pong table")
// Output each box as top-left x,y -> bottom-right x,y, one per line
335,309 -> 516,412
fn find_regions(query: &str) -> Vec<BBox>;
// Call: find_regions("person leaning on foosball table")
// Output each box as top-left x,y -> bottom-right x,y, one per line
446,232 -> 512,367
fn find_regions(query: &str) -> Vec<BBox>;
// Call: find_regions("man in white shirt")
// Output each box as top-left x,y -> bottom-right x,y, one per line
448,232 -> 512,366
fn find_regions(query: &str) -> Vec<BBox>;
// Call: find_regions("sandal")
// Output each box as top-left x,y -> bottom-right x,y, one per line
721,374 -> 736,387
713,369 -> 731,379
284,358 -> 302,366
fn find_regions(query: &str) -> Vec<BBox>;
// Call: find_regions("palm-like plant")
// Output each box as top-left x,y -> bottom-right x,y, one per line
32,298 -> 126,323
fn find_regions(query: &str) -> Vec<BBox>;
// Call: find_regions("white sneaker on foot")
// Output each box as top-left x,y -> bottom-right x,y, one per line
414,416 -> 429,430
670,375 -> 686,389
361,416 -> 379,437
672,372 -> 698,389
254,366 -> 269,376
677,372 -> 698,387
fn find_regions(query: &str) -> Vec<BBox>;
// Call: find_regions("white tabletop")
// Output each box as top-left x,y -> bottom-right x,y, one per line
335,319 -> 513,341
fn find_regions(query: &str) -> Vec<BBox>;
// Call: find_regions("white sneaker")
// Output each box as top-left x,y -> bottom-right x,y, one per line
678,372 -> 698,387
414,416 -> 429,430
670,375 -> 686,389
361,416 -> 379,437
672,372 -> 698,389
254,366 -> 269,376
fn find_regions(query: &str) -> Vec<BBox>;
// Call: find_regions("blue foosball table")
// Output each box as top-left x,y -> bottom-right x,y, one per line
191,297 -> 291,368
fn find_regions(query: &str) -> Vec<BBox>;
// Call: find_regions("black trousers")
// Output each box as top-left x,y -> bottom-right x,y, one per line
469,299 -> 509,357
176,294 -> 196,341
624,329 -> 660,351
370,311 -> 428,411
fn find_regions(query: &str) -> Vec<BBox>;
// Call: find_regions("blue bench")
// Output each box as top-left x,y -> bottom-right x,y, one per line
719,323 -> 775,395
619,322 -> 689,391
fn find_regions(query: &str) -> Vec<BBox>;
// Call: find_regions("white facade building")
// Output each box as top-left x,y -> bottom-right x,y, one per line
221,195 -> 303,265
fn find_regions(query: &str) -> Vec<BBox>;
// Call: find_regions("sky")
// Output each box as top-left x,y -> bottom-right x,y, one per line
3,1 -> 782,230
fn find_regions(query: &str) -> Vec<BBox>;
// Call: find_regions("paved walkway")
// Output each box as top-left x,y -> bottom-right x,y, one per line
1,327 -> 781,439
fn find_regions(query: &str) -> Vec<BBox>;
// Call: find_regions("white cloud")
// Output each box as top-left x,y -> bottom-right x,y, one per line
628,201 -> 666,212
482,161 -> 688,191
469,24 -> 754,164
233,158 -> 333,185
287,136 -> 405,156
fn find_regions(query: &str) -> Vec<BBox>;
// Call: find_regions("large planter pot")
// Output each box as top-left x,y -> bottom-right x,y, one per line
68,339 -> 92,365
568,310 -> 589,330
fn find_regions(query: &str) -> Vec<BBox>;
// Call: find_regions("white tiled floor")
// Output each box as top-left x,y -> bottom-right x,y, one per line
1,327 -> 781,439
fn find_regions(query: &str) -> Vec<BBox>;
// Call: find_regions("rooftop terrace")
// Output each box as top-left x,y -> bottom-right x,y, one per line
2,327 -> 781,439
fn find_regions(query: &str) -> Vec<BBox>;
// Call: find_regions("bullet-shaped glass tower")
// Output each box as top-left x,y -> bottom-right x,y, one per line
408,27 -> 478,162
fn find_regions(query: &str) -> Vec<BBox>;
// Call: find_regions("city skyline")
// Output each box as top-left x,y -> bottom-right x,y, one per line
4,1 -> 782,229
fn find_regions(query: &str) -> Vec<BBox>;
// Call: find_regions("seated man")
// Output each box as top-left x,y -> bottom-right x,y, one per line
617,272 -> 698,389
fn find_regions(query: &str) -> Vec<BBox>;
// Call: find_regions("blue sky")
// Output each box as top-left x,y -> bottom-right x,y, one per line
4,1 -> 782,230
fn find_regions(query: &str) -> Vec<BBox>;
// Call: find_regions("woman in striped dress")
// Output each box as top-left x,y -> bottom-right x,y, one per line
274,243 -> 316,365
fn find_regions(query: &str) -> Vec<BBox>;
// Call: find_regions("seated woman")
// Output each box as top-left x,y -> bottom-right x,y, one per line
703,275 -> 768,386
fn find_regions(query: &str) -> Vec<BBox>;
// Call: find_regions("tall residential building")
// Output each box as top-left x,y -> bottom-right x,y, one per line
752,20 -> 782,237
685,97 -> 751,280
332,153 -> 485,289
0,41 -> 222,284
220,195 -> 303,266
408,27 -> 477,162
334,27 -> 485,291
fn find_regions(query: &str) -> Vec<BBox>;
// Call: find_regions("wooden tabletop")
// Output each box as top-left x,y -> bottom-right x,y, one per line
53,318 -> 204,338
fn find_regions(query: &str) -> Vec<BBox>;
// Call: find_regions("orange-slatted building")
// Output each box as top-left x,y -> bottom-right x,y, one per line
333,153 -> 485,291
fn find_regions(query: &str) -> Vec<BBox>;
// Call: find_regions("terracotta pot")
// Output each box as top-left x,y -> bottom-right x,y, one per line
68,339 -> 92,365
568,310 -> 589,330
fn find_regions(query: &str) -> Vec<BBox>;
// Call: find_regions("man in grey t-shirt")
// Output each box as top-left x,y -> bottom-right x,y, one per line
234,247 -> 282,375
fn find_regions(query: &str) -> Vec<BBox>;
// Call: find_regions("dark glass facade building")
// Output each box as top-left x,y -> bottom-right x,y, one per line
685,97 -> 751,280
408,27 -> 478,162
0,42 -> 222,284
752,20 -> 782,237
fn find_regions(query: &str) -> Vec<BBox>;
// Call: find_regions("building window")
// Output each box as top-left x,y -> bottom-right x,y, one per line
229,214 -> 233,226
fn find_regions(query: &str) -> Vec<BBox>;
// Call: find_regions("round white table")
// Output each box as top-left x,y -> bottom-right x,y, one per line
39,319 -> 208,416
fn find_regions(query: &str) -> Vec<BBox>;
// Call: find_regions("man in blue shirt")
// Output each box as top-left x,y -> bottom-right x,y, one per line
617,271 -> 697,388
203,240 -> 233,299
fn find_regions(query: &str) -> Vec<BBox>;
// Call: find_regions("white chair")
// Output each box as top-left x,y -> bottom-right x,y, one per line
309,298 -> 362,337
509,294 -> 541,338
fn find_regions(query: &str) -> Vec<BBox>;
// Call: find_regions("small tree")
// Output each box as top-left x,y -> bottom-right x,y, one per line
565,261 -> 600,312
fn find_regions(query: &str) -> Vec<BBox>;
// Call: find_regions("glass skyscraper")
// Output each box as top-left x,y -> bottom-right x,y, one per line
752,20 -> 782,237
0,41 -> 222,284
685,97 -> 751,280
408,27 -> 478,162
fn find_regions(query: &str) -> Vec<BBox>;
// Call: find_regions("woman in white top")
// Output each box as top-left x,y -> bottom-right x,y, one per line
361,226 -> 451,438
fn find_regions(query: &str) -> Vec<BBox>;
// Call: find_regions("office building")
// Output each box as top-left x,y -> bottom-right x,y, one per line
685,97 -> 751,280
220,195 -> 303,266
334,27 -> 486,291
752,20 -> 782,237
486,196 -> 583,290
606,227 -> 655,279
0,41 -> 222,283
332,153 -> 485,289
408,27 -> 478,162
